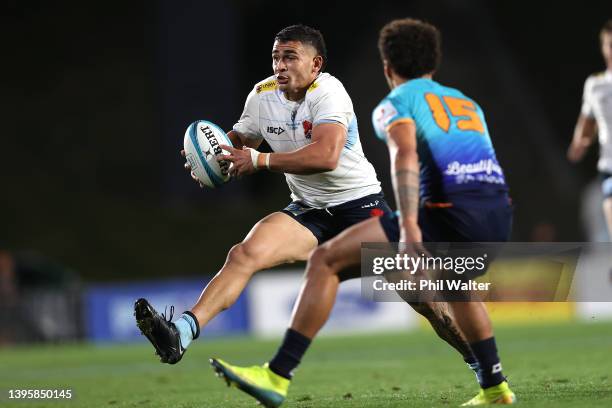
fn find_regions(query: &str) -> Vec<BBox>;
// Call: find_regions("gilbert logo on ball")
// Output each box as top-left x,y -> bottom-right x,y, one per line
183,120 -> 233,188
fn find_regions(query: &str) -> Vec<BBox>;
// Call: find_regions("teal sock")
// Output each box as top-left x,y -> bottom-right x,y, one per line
174,313 -> 199,349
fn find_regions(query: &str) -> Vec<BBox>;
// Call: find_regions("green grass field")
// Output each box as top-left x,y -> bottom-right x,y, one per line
1,321 -> 611,407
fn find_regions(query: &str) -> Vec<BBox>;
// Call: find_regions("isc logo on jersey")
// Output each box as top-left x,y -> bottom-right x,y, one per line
183,120 -> 233,188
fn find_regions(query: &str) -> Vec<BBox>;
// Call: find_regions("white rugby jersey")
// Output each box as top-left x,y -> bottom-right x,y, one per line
233,72 -> 381,208
581,70 -> 612,173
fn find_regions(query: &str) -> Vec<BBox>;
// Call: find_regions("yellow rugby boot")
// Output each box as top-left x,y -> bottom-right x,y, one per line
210,358 -> 290,408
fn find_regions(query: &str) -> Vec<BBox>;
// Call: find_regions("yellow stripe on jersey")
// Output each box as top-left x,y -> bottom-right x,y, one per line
591,71 -> 606,78
307,81 -> 319,92
385,118 -> 415,133
256,80 -> 278,94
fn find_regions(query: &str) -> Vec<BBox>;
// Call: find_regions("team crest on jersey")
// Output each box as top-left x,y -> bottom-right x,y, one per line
302,120 -> 313,139
256,80 -> 278,94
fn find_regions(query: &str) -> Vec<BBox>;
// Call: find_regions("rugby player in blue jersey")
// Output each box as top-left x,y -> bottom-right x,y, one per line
211,19 -> 516,406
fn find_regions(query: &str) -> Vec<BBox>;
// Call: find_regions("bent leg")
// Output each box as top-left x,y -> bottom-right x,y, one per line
290,216 -> 386,338
191,212 -> 318,328
449,301 -> 509,390
291,217 -> 472,361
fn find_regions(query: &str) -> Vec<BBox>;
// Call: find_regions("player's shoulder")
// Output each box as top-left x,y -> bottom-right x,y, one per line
387,78 -> 438,102
306,72 -> 347,98
380,79 -> 431,111
588,71 -> 607,80
585,71 -> 609,87
426,80 -> 481,108
422,79 -> 467,98
372,82 -> 421,135
252,75 -> 279,95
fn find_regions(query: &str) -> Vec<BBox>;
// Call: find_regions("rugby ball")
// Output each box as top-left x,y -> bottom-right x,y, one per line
183,120 -> 233,188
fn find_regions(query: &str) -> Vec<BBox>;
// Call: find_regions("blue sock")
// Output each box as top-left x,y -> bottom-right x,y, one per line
174,312 -> 199,349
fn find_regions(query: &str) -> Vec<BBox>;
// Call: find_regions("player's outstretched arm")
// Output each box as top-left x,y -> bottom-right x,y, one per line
387,121 -> 422,244
567,114 -> 597,163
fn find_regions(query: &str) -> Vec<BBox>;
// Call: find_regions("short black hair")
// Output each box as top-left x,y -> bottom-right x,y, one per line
275,24 -> 327,70
378,18 -> 441,80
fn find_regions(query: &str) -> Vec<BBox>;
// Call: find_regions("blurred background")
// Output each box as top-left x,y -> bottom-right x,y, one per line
1,0 -> 611,345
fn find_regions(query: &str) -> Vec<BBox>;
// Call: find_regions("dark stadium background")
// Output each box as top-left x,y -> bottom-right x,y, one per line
2,0 -> 611,282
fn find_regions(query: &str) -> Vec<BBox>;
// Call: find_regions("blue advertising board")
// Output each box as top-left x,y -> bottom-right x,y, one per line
85,278 -> 249,342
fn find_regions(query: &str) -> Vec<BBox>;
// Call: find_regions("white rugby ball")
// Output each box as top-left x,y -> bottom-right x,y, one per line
183,120 -> 233,188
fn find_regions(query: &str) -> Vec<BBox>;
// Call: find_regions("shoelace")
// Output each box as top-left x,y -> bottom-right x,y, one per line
161,305 -> 175,322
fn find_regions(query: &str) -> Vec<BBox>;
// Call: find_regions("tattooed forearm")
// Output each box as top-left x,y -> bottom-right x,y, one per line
394,168 -> 420,220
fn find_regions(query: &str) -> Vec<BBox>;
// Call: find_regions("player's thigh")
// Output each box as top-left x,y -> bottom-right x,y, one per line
238,211 -> 318,267
315,216 -> 389,277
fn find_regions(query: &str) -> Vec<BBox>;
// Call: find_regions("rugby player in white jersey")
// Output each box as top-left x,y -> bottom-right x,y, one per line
134,25 -> 475,371
568,19 -> 612,237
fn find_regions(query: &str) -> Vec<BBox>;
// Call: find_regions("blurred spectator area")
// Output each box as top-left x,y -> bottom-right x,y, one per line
0,250 -> 82,345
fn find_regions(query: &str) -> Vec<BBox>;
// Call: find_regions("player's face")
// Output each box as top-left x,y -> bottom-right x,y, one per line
601,32 -> 612,68
272,40 -> 322,96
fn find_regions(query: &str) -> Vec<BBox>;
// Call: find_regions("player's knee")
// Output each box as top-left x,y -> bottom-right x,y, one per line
310,244 -> 331,265
226,242 -> 263,270
306,245 -> 337,276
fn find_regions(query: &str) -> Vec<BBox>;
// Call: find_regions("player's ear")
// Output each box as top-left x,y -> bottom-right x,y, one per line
383,60 -> 395,83
383,60 -> 391,78
313,55 -> 323,73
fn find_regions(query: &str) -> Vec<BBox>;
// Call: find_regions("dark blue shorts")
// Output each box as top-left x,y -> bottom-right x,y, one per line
282,193 -> 391,244
379,193 -> 512,281
601,172 -> 612,198
379,193 -> 513,243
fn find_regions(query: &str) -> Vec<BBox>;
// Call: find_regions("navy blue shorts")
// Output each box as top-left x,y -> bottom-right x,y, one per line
601,172 -> 612,198
282,193 -> 391,244
379,193 -> 513,243
379,193 -> 512,281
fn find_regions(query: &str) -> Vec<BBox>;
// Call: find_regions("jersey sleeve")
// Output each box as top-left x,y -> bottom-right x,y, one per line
371,96 -> 414,141
232,87 -> 264,142
580,77 -> 594,118
308,80 -> 353,129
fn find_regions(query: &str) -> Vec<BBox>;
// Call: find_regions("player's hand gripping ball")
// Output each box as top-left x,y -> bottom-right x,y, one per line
183,120 -> 233,188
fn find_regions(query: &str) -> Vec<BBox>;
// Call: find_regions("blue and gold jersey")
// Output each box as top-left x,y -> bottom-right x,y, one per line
372,78 -> 507,201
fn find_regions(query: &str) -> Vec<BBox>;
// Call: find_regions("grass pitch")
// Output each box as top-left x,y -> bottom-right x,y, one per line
1,321 -> 611,407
